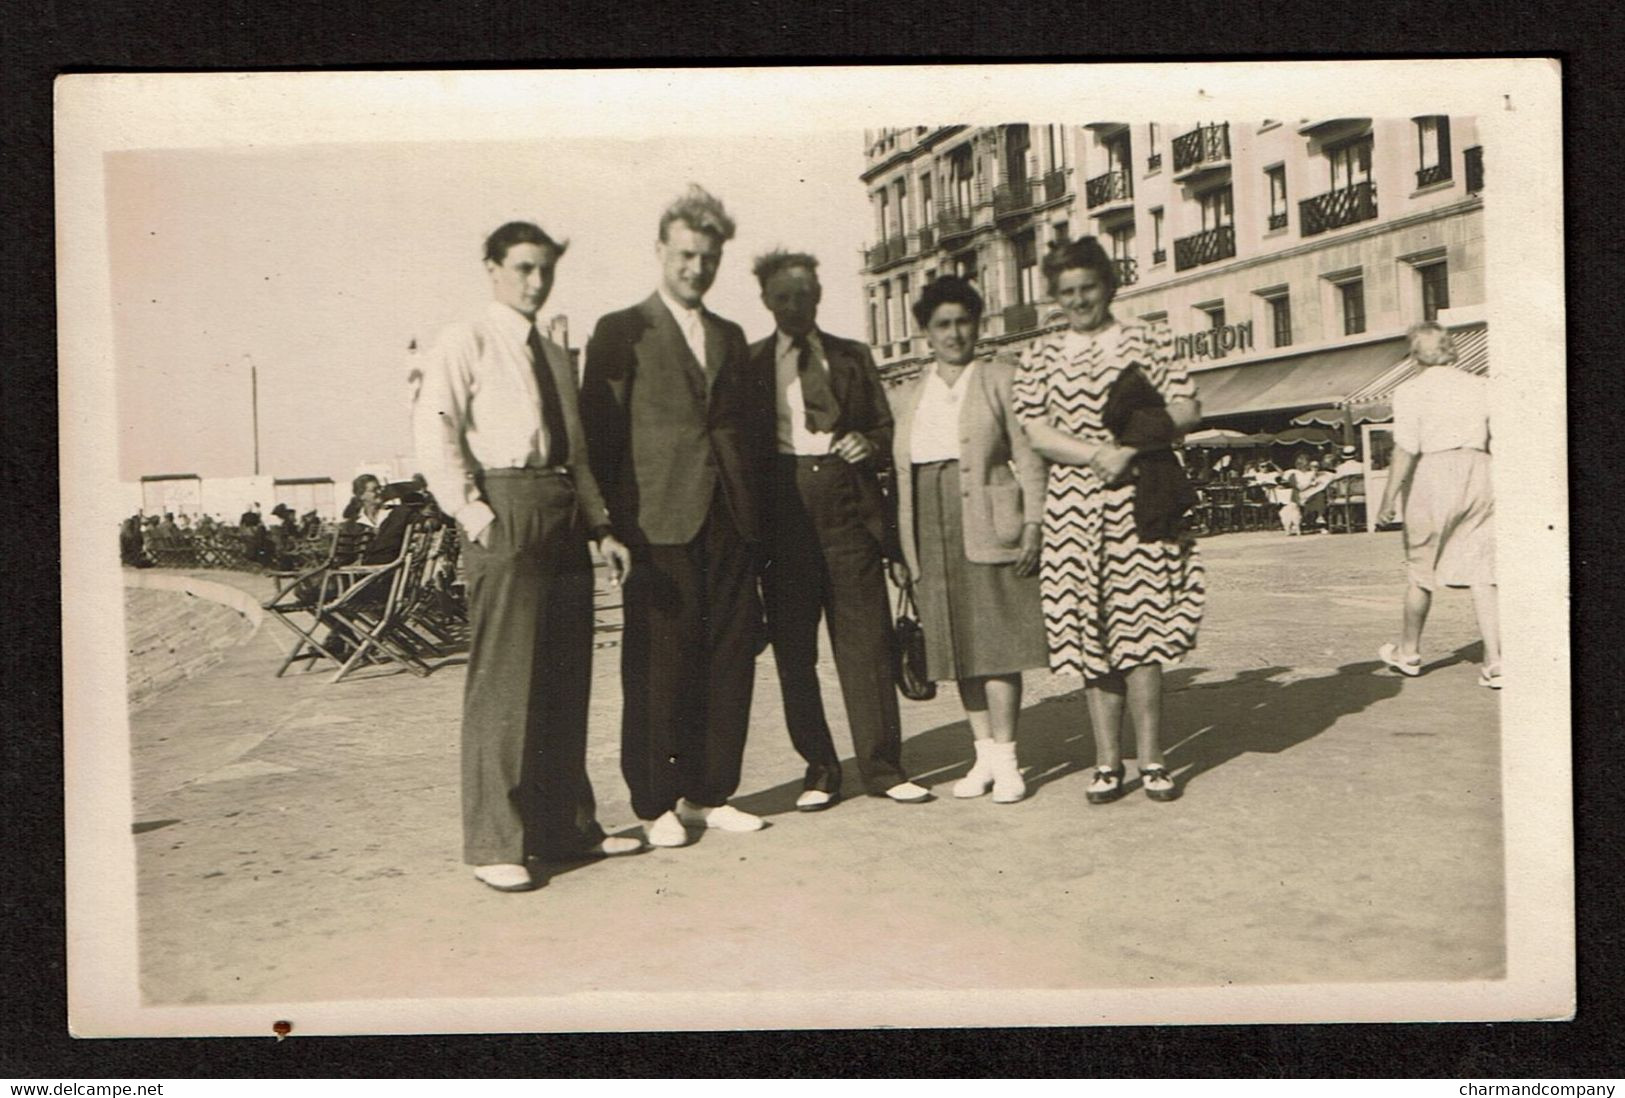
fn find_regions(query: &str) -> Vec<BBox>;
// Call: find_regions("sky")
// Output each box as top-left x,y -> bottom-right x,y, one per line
109,133 -> 870,483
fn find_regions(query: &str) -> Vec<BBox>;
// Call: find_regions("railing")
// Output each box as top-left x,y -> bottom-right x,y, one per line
1147,152 -> 1163,172
1268,211 -> 1288,231
993,180 -> 1034,218
864,241 -> 890,269
864,237 -> 910,270
1172,123 -> 1230,173
938,203 -> 975,240
1002,302 -> 1038,334
917,225 -> 935,251
1152,247 -> 1167,266
1416,163 -> 1452,188
1173,225 -> 1237,271
1086,169 -> 1133,209
1113,257 -> 1138,287
1042,168 -> 1067,202
1465,146 -> 1484,194
1299,181 -> 1378,237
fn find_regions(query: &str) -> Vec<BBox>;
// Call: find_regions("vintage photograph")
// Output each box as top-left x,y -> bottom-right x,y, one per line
58,63 -> 1571,1035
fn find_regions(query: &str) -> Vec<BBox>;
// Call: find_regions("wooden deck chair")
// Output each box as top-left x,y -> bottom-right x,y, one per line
262,523 -> 374,677
324,518 -> 437,683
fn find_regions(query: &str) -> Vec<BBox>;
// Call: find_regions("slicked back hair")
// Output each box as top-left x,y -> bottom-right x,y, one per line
483,221 -> 568,265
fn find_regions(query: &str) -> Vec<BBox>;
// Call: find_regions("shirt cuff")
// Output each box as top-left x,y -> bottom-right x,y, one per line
455,500 -> 496,543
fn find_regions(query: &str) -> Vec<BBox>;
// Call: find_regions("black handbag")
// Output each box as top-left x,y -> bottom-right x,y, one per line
893,581 -> 937,702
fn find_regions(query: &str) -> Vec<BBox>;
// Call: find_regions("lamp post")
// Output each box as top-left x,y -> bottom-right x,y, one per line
243,353 -> 261,476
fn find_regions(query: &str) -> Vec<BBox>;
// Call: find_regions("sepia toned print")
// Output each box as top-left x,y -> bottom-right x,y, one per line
57,63 -> 1570,1035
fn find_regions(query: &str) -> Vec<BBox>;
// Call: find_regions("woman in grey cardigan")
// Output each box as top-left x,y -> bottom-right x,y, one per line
890,277 -> 1048,804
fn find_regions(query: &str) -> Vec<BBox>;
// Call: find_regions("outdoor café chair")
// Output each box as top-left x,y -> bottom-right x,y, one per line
262,523 -> 374,677
324,519 -> 439,684
1324,474 -> 1368,534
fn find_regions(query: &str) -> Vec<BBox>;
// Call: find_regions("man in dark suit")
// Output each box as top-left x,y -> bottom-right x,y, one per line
414,220 -> 640,892
751,251 -> 930,811
582,186 -> 773,848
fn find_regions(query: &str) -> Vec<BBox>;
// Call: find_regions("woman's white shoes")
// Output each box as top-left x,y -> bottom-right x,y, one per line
953,741 -> 1025,803
1478,664 -> 1503,689
1377,642 -> 1422,677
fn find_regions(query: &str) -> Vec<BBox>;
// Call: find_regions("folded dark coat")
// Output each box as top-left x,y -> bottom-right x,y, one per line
1102,364 -> 1198,542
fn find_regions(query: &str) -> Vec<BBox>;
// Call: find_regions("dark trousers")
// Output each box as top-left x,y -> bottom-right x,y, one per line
619,494 -> 760,821
763,456 -> 904,796
460,471 -> 603,865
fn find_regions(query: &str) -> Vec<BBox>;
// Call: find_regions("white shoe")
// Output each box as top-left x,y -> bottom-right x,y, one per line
678,801 -> 765,832
473,863 -> 537,892
795,789 -> 836,812
988,741 -> 1026,804
952,740 -> 996,799
642,811 -> 690,848
590,835 -> 646,856
1378,642 -> 1422,678
1478,664 -> 1503,689
884,781 -> 933,803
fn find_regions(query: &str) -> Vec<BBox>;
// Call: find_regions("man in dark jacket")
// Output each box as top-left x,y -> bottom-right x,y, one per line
582,185 -> 773,848
749,250 -> 929,811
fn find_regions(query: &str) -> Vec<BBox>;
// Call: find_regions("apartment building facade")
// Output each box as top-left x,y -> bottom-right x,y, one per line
859,117 -> 1486,432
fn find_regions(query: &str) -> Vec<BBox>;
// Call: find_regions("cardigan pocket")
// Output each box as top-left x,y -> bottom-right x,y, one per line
985,481 -> 1024,547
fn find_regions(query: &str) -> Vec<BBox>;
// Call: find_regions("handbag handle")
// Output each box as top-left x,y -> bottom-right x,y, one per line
894,577 -> 918,620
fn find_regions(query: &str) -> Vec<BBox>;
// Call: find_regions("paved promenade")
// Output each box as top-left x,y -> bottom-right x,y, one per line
125,528 -> 1503,1008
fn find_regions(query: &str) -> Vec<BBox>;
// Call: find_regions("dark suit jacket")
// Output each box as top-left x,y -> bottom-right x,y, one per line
748,329 -> 901,562
582,293 -> 770,547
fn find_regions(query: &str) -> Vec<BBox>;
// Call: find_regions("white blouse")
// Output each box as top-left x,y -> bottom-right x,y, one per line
911,362 -> 978,463
1392,367 -> 1491,455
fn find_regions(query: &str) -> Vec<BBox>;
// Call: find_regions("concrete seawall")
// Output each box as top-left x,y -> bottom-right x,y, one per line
123,571 -> 267,710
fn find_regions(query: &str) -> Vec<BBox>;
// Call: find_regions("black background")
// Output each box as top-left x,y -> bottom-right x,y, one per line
4,0 -> 1620,1079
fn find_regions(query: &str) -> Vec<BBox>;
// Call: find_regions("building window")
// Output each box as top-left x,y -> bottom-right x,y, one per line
1328,137 -> 1373,191
1199,185 -> 1235,231
1266,166 -> 1288,230
1268,293 -> 1292,347
1199,302 -> 1226,331
897,275 -> 912,338
1107,223 -> 1137,287
1415,116 -> 1452,187
1014,232 -> 1038,305
1104,130 -> 1132,175
894,177 -> 909,236
951,146 -> 974,211
877,189 -> 890,240
881,282 -> 894,346
868,295 -> 879,346
1150,207 -> 1165,264
1419,261 -> 1450,321
920,172 -> 933,225
1052,221 -> 1070,245
1006,124 -> 1031,186
1340,279 -> 1366,335
1146,123 -> 1162,172
1140,310 -> 1168,325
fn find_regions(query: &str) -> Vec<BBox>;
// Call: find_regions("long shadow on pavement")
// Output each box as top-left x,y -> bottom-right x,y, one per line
735,651 -> 1452,815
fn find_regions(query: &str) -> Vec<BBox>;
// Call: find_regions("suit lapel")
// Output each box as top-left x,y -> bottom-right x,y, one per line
702,311 -> 724,394
820,333 -> 854,419
642,293 -> 708,403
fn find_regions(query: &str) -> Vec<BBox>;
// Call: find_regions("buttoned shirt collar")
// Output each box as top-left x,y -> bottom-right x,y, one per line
487,299 -> 539,341
657,286 -> 705,328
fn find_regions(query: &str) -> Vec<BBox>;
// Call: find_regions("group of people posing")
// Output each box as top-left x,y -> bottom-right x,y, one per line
412,184 -> 1490,894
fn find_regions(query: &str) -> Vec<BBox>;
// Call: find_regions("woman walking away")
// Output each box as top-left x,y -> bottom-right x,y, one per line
1374,322 -> 1500,688
1013,238 -> 1205,804
891,276 -> 1048,804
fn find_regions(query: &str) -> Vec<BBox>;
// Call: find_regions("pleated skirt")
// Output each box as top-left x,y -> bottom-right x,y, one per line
913,460 -> 1048,682
1403,448 -> 1495,590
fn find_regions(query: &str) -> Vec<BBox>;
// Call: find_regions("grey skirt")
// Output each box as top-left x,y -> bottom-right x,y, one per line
913,460 -> 1048,682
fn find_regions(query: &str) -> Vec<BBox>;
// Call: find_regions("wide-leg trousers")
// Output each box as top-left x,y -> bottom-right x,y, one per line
763,455 -> 905,795
619,494 -> 760,822
460,470 -> 604,865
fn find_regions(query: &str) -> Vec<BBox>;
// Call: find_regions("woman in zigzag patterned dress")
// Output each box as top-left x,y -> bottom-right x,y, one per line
1013,238 -> 1205,805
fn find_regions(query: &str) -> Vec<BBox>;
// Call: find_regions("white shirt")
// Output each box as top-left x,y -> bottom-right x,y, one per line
657,286 -> 708,369
774,329 -> 836,456
911,362 -> 978,464
412,300 -> 557,542
1392,367 -> 1491,455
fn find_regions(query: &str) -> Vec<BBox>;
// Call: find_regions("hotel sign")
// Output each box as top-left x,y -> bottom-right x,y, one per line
1173,321 -> 1254,362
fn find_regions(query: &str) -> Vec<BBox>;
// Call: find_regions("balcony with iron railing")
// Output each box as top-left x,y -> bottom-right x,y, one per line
1416,162 -> 1452,188
1152,247 -> 1167,266
1041,168 -> 1068,203
1173,224 -> 1237,271
1172,123 -> 1231,178
1002,302 -> 1039,335
937,202 -> 977,242
1113,257 -> 1138,287
1299,181 -> 1377,237
1146,152 -> 1163,173
1465,146 -> 1484,194
918,225 -> 936,251
862,235 -> 911,271
1085,169 -> 1133,211
993,179 -> 1035,220
1267,211 -> 1289,231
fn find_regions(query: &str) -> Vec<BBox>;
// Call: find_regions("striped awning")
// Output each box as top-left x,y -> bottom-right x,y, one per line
1341,325 -> 1489,411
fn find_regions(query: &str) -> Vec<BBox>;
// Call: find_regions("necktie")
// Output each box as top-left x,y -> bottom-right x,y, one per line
527,324 -> 570,467
794,333 -> 840,435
